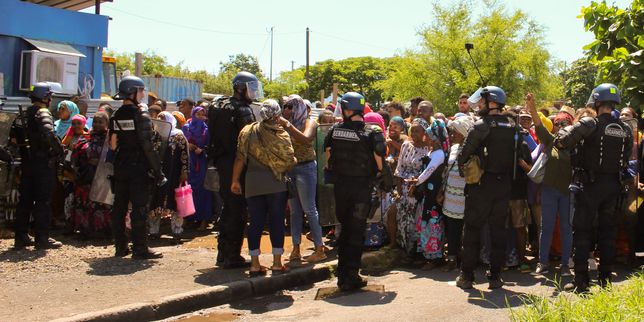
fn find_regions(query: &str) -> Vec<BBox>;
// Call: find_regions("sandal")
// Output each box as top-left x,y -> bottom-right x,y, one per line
289,252 -> 301,261
271,265 -> 290,275
305,251 -> 327,263
248,266 -> 268,277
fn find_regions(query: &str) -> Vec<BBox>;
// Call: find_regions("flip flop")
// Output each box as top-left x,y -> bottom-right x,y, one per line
271,265 -> 290,275
248,266 -> 268,277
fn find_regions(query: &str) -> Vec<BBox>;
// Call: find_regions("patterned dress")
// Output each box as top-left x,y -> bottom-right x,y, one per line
149,132 -> 189,235
70,131 -> 112,237
416,149 -> 446,259
394,141 -> 429,254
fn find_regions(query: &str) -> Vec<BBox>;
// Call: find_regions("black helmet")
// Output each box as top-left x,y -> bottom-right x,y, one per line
481,86 -> 506,105
589,83 -> 621,107
340,92 -> 365,112
116,76 -> 145,99
29,82 -> 61,100
232,71 -> 259,87
232,71 -> 263,101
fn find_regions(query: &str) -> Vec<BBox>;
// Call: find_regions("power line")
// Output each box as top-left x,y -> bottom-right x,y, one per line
104,7 -> 298,36
312,30 -> 398,51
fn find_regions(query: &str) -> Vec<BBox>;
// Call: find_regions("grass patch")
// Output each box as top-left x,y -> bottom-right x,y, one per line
510,272 -> 644,321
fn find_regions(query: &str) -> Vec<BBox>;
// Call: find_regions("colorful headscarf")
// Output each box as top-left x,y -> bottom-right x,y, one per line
390,116 -> 406,131
285,95 -> 308,130
426,119 -> 449,153
172,111 -> 186,128
410,117 -> 430,133
364,112 -> 387,136
55,100 -> 80,139
448,115 -> 475,138
554,111 -> 574,127
188,106 -> 206,136
158,111 -> 181,136
62,114 -> 88,146
260,99 -> 282,120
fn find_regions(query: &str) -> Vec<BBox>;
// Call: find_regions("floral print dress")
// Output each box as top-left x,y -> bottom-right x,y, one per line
394,141 -> 429,254
416,149 -> 446,260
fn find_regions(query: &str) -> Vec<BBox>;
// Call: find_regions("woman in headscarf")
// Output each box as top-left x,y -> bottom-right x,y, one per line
62,114 -> 90,225
232,99 -> 297,277
182,107 -> 212,230
55,100 -> 81,139
439,116 -> 474,271
364,112 -> 387,136
383,115 -> 409,247
414,119 -> 448,269
70,112 -> 112,238
394,118 -> 430,258
280,94 -> 326,263
148,112 -> 189,243
172,111 -> 187,129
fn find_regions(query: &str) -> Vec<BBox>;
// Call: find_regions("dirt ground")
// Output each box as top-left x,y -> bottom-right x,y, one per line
0,230 -> 317,322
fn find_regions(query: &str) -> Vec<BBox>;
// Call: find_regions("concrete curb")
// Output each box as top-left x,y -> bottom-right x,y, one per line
50,262 -> 336,322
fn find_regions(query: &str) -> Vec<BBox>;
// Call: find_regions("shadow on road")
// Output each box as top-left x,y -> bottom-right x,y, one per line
464,287 -> 526,309
85,256 -> 155,276
228,292 -> 295,314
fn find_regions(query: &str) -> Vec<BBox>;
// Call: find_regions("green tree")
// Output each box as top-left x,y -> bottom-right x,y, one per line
580,0 -> 643,107
220,54 -> 264,76
379,0 -> 563,115
561,59 -> 598,108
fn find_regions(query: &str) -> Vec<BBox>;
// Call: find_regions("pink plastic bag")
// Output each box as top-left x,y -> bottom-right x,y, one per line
175,182 -> 196,218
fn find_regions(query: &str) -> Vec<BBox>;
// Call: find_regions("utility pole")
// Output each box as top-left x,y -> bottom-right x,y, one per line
269,26 -> 274,82
306,27 -> 310,98
291,60 -> 295,71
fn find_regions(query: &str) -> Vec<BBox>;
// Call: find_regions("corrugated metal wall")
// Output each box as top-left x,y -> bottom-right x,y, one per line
142,76 -> 203,103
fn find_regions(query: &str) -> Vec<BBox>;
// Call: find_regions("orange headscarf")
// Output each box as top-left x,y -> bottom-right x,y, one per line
171,111 -> 187,129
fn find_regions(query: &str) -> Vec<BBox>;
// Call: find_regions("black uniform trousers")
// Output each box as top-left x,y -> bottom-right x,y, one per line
216,155 -> 248,263
112,162 -> 152,253
461,172 -> 511,280
573,174 -> 621,284
14,160 -> 56,243
334,175 -> 372,280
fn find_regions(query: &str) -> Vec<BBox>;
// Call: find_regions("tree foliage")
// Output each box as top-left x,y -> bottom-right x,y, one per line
379,1 -> 563,115
580,0 -> 643,107
102,50 -> 264,96
561,58 -> 598,108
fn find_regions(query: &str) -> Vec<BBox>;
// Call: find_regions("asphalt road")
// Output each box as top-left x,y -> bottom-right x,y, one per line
162,265 -> 636,322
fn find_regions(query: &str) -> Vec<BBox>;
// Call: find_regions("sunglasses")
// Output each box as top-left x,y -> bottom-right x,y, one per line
283,104 -> 294,110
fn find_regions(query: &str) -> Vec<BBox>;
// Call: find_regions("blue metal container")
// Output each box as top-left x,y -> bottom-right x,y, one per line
142,76 -> 203,103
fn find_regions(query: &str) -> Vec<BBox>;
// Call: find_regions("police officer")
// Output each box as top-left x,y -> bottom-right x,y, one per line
109,76 -> 165,259
456,86 -> 519,289
324,92 -> 386,291
11,82 -> 64,250
554,84 -> 632,293
208,71 -> 259,268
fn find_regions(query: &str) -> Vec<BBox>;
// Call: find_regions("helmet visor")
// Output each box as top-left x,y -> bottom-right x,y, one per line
468,87 -> 484,111
245,81 -> 264,101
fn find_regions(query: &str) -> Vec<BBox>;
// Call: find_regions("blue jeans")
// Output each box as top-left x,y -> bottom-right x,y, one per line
539,186 -> 573,265
288,161 -> 323,248
246,191 -> 288,256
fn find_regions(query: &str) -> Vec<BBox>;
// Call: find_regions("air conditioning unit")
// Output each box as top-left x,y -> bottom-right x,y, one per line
19,50 -> 79,95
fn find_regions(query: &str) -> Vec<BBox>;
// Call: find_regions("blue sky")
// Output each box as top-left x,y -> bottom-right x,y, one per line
84,0 -> 632,78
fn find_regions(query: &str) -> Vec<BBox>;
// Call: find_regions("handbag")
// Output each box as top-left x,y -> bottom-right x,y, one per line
175,181 -> 196,218
463,155 -> 484,184
527,147 -> 549,184
203,163 -> 220,192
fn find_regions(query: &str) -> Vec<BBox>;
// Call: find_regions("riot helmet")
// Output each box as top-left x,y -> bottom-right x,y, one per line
232,71 -> 263,102
340,92 -> 366,121
29,82 -> 61,105
115,76 -> 146,104
588,83 -> 621,109
468,85 -> 506,115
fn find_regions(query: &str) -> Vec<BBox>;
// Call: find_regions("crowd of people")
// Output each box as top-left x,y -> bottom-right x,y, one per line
5,74 -> 643,294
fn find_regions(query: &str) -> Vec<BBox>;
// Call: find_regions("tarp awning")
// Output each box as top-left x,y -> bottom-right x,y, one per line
23,38 -> 86,57
22,0 -> 111,11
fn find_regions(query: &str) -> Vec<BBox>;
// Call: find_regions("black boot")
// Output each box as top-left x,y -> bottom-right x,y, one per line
13,235 -> 35,250
598,271 -> 612,289
339,269 -> 367,292
131,221 -> 162,260
456,272 -> 474,289
35,237 -> 62,250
